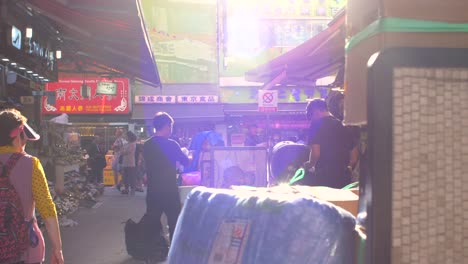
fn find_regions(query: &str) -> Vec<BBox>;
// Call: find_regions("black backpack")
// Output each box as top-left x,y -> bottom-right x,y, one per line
124,214 -> 168,262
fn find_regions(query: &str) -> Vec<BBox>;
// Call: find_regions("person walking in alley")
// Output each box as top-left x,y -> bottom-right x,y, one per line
87,135 -> 106,184
304,99 -> 357,188
0,109 -> 64,264
120,131 -> 137,195
112,128 -> 127,189
143,112 -> 189,242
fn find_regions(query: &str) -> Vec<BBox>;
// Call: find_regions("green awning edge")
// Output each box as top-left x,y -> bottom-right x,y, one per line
345,17 -> 468,52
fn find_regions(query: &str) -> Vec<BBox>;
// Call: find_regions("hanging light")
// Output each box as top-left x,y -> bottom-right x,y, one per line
56,50 -> 62,59
26,27 -> 33,38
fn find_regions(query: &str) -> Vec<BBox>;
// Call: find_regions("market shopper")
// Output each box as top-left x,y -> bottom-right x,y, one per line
143,112 -> 189,242
304,99 -> 357,188
111,129 -> 127,189
244,124 -> 266,147
0,109 -> 64,264
87,135 -> 106,184
120,131 -> 138,195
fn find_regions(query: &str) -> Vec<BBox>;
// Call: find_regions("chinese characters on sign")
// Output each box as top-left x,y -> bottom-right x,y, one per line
134,95 -> 176,104
42,78 -> 130,115
134,95 -> 219,104
177,95 -> 219,104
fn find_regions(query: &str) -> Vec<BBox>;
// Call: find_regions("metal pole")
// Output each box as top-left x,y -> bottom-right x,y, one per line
266,113 -> 271,186
266,113 -> 270,148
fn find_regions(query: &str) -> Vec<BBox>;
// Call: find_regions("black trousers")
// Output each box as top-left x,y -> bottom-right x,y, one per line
146,192 -> 181,242
308,167 -> 351,189
122,166 -> 137,190
90,167 -> 103,184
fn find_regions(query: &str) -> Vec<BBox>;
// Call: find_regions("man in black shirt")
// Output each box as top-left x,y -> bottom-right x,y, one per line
304,99 -> 356,188
143,112 -> 189,241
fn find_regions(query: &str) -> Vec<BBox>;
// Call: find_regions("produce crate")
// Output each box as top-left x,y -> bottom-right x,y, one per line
103,169 -> 122,186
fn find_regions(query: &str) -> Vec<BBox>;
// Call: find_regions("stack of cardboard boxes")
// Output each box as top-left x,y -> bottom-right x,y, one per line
344,0 -> 468,125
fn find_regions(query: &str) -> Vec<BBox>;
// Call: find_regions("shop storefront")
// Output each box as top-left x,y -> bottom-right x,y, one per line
221,86 -> 324,146
0,2 -> 61,159
224,103 -> 309,146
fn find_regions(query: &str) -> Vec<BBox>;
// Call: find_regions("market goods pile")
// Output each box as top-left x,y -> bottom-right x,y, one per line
41,171 -> 104,226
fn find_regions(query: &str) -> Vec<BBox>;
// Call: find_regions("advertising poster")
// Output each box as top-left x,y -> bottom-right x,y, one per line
140,0 -> 218,83
42,78 -> 130,115
219,0 -> 346,84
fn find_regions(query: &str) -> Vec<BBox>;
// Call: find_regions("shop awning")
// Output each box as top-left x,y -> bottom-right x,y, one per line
27,0 -> 161,87
245,10 -> 346,87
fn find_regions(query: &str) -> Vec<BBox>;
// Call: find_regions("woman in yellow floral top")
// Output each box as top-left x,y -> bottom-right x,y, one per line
0,109 -> 63,264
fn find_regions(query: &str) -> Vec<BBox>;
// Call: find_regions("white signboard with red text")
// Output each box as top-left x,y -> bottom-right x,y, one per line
258,90 -> 278,112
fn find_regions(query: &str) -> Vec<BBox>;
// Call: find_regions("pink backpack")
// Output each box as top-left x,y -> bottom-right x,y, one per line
0,153 -> 29,263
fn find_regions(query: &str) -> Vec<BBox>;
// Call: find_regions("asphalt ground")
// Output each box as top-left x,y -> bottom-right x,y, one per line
44,187 -> 168,264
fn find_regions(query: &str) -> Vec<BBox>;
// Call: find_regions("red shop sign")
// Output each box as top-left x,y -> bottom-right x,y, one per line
42,78 -> 130,115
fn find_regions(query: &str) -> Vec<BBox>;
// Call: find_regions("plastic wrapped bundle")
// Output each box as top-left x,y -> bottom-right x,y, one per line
169,186 -> 356,264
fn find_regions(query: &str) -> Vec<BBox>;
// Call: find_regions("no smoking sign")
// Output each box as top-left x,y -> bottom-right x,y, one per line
258,90 -> 278,112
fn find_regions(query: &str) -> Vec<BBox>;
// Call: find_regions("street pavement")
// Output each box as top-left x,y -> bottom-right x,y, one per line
45,187 -> 167,264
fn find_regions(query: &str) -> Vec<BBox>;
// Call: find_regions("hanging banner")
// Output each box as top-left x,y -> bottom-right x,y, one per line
42,78 -> 130,115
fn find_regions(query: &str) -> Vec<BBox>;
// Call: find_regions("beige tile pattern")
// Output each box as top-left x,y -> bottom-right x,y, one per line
392,68 -> 468,264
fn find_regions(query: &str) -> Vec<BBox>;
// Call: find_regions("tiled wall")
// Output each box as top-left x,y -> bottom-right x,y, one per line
392,68 -> 468,264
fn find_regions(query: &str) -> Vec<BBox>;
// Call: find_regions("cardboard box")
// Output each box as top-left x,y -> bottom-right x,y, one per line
251,185 -> 360,217
304,186 -> 359,217
347,0 -> 468,37
344,32 -> 468,125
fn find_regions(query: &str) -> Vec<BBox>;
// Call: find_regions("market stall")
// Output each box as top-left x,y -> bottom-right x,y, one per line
35,120 -> 104,227
40,121 -> 85,194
